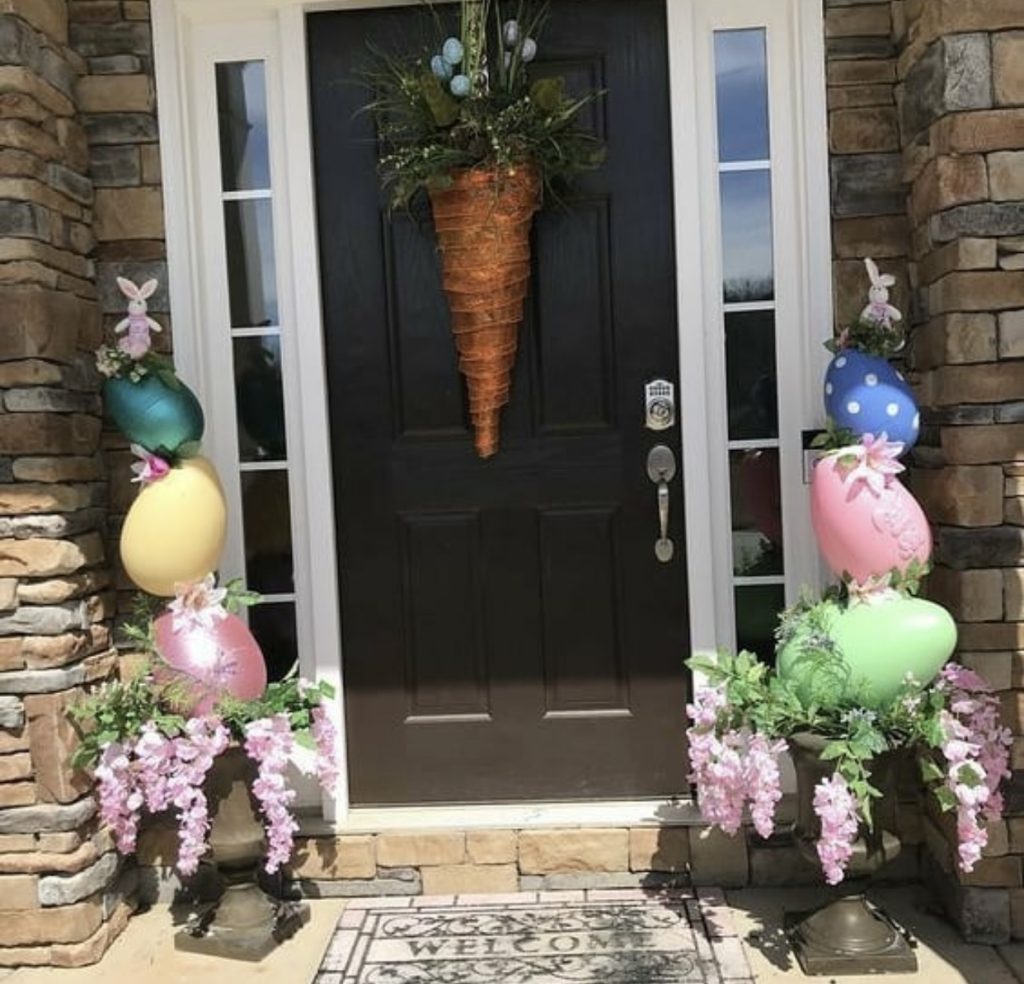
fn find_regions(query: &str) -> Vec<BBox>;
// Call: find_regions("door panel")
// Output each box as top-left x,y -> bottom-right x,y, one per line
308,0 -> 689,804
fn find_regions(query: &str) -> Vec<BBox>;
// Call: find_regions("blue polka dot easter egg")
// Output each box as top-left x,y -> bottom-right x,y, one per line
824,349 -> 919,452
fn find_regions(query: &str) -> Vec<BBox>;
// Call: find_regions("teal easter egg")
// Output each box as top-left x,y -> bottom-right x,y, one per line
777,597 -> 956,709
103,374 -> 204,458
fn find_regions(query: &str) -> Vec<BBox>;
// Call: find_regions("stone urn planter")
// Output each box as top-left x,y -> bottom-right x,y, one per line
176,747 -> 308,960
785,732 -> 917,975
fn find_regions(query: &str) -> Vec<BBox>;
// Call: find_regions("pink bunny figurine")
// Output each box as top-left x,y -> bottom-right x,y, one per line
860,257 -> 902,330
115,277 -> 162,359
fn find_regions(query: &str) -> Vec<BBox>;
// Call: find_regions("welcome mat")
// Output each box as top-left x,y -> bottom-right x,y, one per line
314,889 -> 754,983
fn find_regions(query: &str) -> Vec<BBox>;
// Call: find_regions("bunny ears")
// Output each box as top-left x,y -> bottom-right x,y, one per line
864,258 -> 894,289
117,277 -> 158,301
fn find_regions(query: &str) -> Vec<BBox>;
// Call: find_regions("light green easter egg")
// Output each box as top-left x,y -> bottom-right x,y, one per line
777,597 -> 957,709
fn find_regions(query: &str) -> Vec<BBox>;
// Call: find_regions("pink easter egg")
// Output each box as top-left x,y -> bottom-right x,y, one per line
810,455 -> 932,583
154,612 -> 267,715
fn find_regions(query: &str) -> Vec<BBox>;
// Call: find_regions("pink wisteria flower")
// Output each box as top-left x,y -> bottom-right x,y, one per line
129,444 -> 170,486
95,742 -> 142,854
244,715 -> 299,873
934,664 -> 1013,871
94,718 -> 229,876
168,574 -> 229,632
311,703 -> 341,794
837,433 -> 905,496
813,772 -> 859,885
686,686 -> 785,838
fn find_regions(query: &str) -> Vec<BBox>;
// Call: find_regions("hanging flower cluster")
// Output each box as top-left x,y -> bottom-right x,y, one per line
812,773 -> 859,885
685,650 -> 1014,886
686,687 -> 786,839
96,718 -> 230,876
932,664 -> 1012,872
244,715 -> 300,874
79,676 -> 340,878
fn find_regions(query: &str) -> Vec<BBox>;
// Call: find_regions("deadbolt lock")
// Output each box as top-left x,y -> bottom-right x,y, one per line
644,379 -> 676,431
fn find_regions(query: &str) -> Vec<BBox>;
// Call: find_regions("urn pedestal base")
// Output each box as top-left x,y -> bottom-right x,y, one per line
785,734 -> 918,975
175,875 -> 310,961
173,748 -> 310,961
785,892 -> 916,976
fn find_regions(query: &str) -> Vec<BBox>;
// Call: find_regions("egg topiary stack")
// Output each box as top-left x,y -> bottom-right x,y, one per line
777,259 -> 956,707
97,278 -> 267,711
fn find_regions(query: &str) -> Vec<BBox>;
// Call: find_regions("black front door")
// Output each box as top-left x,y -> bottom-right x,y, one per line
308,0 -> 689,805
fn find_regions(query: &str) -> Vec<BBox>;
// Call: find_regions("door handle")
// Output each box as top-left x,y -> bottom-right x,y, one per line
646,445 -> 676,563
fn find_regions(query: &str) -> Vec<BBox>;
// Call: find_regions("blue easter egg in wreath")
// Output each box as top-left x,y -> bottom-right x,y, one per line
442,37 -> 464,66
430,55 -> 452,81
824,349 -> 919,451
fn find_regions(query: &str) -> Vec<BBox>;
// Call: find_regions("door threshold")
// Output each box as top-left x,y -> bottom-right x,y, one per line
298,797 -> 703,835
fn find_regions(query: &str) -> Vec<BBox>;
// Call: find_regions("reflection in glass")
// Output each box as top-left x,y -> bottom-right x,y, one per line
730,448 -> 783,576
714,30 -> 770,163
735,583 -> 785,665
241,469 -> 294,594
248,602 -> 298,682
224,198 -> 279,327
725,311 -> 778,440
234,335 -> 287,461
216,61 -> 271,191
720,170 -> 774,303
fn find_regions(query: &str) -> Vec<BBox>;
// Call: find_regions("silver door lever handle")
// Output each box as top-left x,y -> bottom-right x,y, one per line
646,445 -> 676,563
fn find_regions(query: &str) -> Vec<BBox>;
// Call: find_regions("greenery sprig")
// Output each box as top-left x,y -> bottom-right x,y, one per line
95,345 -> 180,387
825,315 -> 905,360
687,646 -> 956,829
70,675 -> 336,770
365,0 -> 605,209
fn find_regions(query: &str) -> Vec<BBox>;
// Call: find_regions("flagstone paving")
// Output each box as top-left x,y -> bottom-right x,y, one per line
3,884 -> 1024,981
314,889 -> 753,983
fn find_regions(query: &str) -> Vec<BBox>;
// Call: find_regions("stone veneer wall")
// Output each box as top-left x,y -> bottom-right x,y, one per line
0,0 -> 138,969
827,0 -> 911,333
135,815 -> 917,901
892,0 -> 1024,945
68,0 -> 168,613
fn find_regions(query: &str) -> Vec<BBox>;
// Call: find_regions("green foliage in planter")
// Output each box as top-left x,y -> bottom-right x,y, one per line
688,614 -> 983,829
70,672 -> 336,769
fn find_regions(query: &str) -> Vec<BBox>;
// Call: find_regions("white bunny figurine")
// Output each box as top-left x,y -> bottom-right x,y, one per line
114,277 -> 162,359
860,257 -> 902,329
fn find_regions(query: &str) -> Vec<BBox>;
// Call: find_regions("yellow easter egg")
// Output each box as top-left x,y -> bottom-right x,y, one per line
120,456 -> 227,596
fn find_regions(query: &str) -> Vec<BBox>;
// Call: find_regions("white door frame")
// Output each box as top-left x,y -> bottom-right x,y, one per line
151,0 -> 833,828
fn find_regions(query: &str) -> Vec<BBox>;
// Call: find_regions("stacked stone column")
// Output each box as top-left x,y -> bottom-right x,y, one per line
894,0 -> 1024,943
69,0 -> 167,607
0,0 -> 137,967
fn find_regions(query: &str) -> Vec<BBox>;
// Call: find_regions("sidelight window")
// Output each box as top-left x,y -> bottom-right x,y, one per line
713,28 -> 786,660
212,59 -> 298,679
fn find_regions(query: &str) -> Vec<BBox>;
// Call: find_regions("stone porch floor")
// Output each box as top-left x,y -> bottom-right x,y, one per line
0,885 -> 1021,982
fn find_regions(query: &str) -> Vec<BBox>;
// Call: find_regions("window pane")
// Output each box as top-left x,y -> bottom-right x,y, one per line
725,310 -> 778,440
216,61 -> 271,191
730,448 -> 783,576
241,469 -> 293,594
735,583 -> 784,664
249,601 -> 297,682
714,29 -> 770,163
234,335 -> 287,461
720,171 -> 773,303
224,198 -> 278,327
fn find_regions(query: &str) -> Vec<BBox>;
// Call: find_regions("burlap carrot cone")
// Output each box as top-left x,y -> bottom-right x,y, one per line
429,164 -> 541,458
